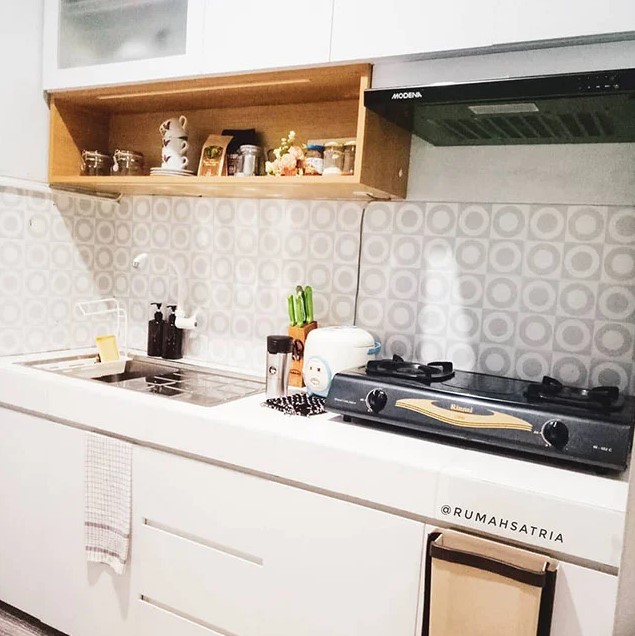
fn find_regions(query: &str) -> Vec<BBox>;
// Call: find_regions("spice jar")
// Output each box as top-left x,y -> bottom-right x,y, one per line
304,144 -> 324,175
323,142 -> 344,176
80,150 -> 112,176
111,149 -> 145,176
236,145 -> 264,177
342,140 -> 356,175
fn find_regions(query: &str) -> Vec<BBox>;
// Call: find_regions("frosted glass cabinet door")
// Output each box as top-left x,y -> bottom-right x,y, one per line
43,0 -> 206,90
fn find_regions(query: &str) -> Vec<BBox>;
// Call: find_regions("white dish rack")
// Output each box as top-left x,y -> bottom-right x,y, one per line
58,297 -> 131,378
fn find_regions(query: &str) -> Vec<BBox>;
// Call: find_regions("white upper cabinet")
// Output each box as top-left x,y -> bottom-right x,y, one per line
200,0 -> 334,75
42,0 -> 206,90
330,0 -> 496,61
1,0 -> 48,182
330,0 -> 635,64
493,0 -> 635,45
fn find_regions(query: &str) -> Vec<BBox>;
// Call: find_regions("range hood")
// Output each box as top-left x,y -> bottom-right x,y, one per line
364,68 -> 635,146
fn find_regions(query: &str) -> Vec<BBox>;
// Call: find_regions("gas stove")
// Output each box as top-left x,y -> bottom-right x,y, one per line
325,357 -> 635,472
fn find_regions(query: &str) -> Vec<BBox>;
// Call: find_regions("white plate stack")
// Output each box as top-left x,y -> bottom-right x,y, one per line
151,115 -> 194,176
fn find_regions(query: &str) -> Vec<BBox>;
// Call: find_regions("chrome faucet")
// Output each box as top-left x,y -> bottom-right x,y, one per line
132,252 -> 198,330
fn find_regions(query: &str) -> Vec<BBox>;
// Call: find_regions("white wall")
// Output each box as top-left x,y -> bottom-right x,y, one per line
1,1 -> 49,182
407,139 -> 635,205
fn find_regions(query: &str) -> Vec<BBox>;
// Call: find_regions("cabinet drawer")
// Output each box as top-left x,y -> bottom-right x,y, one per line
136,523 -> 264,635
133,447 -> 426,636
134,446 -> 277,556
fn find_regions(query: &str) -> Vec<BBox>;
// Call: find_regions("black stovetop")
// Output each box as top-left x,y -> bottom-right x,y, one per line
359,356 -> 628,420
326,357 -> 635,472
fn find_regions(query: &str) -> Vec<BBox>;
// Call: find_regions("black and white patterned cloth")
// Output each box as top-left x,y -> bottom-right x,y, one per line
263,393 -> 326,417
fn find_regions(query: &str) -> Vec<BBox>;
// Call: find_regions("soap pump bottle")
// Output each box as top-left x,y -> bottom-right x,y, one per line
147,302 -> 164,357
162,304 -> 183,360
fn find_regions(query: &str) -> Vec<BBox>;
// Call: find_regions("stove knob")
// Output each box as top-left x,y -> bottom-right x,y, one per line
365,389 -> 387,414
541,419 -> 569,449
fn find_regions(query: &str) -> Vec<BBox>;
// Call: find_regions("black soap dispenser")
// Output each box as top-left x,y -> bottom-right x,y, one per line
147,303 -> 164,357
162,304 -> 183,360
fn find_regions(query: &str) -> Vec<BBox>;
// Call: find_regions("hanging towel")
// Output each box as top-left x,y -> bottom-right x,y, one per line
423,529 -> 558,636
84,433 -> 132,574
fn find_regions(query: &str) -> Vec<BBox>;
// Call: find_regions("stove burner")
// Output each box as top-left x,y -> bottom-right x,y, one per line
366,355 -> 454,384
526,375 -> 622,412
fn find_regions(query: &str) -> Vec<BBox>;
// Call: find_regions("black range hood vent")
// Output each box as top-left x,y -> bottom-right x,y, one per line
364,68 -> 635,146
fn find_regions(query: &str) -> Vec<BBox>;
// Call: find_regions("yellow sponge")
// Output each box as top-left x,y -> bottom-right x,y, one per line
96,335 -> 120,362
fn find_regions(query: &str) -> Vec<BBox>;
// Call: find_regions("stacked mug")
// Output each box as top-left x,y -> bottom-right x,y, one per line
151,115 -> 193,176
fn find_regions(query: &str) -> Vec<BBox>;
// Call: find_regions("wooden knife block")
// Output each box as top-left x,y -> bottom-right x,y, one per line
288,321 -> 318,387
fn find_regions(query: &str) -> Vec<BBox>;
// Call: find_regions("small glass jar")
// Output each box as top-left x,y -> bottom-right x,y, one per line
80,150 -> 112,176
236,144 -> 264,177
226,152 -> 240,176
304,144 -> 324,175
342,140 -> 356,175
111,149 -> 145,175
323,142 -> 344,176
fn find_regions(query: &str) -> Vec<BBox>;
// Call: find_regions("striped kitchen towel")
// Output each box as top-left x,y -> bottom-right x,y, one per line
85,433 -> 132,574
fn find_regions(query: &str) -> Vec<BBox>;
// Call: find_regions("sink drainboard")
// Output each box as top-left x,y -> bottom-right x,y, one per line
115,369 -> 264,406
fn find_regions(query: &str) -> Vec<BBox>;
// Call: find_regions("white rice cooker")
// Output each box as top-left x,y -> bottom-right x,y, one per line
302,326 -> 381,397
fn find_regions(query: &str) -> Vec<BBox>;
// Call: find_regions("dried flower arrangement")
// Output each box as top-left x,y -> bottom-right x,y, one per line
265,130 -> 306,176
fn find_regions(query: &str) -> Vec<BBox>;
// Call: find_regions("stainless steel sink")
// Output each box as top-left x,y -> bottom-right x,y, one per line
95,359 -> 177,383
21,354 -> 264,407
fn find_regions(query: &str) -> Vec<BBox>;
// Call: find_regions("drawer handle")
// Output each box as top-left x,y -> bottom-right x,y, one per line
140,595 -> 239,636
143,518 -> 264,566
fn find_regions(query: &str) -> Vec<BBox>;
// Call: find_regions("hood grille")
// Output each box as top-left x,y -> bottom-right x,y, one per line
428,111 -> 615,143
364,68 -> 635,146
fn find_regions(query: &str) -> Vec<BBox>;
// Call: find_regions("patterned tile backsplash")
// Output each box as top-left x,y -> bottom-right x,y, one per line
1,186 -> 634,393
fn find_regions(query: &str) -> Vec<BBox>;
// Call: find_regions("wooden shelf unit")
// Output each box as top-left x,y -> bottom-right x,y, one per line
47,64 -> 411,200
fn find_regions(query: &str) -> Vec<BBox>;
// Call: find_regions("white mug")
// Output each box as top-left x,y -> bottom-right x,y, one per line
159,115 -> 188,139
162,138 -> 189,154
162,153 -> 189,170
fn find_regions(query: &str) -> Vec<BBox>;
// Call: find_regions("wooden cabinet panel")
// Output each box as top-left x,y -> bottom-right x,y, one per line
133,446 -> 426,636
47,64 -> 411,199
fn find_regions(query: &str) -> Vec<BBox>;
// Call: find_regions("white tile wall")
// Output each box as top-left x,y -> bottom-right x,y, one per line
355,202 -> 635,393
1,186 -> 633,392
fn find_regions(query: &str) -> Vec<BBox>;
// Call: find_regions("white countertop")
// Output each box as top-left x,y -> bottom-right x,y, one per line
0,349 -> 628,569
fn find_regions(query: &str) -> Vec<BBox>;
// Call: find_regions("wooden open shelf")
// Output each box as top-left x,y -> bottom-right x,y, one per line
48,64 -> 411,200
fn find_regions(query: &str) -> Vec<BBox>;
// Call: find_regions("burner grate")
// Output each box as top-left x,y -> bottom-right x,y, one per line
526,375 -> 622,412
366,355 -> 454,384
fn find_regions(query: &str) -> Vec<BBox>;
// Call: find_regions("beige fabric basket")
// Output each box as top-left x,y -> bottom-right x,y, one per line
424,530 -> 558,636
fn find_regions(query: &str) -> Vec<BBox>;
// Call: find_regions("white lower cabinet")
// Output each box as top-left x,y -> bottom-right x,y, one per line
0,406 -> 621,635
0,408 -> 133,636
551,562 -> 618,636
0,410 -> 49,616
131,447 -> 427,636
